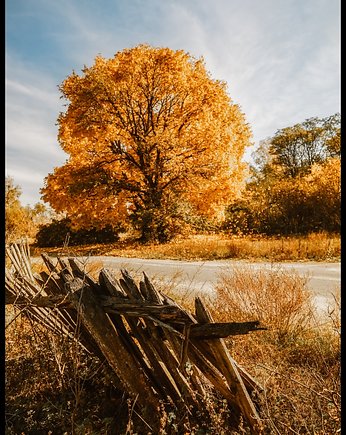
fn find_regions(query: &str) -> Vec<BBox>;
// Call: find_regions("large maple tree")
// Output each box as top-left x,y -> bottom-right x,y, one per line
41,44 -> 252,242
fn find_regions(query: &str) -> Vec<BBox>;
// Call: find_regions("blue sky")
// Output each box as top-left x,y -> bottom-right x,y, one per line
5,0 -> 340,206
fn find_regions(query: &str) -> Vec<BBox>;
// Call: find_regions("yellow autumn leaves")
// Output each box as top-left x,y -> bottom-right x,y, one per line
42,44 -> 252,241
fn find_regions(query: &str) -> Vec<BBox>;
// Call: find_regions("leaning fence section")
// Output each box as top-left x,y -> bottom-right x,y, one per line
5,242 -> 266,434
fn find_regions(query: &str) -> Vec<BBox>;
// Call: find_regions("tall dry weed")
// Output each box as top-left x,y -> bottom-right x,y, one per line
213,264 -> 314,341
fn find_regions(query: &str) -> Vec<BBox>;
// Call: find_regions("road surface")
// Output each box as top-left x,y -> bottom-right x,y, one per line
72,256 -> 340,315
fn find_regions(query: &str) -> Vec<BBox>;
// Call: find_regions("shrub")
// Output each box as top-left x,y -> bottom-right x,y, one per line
35,218 -> 121,247
213,264 -> 314,342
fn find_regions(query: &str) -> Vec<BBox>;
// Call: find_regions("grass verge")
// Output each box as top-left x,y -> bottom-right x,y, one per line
30,232 -> 341,262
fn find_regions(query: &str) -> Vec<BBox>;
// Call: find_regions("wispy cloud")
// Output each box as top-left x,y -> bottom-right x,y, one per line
5,0 -> 340,205
5,54 -> 67,205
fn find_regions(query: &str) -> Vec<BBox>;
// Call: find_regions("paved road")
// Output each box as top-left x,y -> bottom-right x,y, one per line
73,256 -> 340,314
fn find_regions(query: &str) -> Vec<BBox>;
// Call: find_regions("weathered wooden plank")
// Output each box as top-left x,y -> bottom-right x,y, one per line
120,272 -> 200,409
189,321 -> 266,338
17,242 -> 35,282
99,269 -> 128,298
5,293 -> 69,307
120,270 -> 145,300
41,253 -> 59,274
95,270 -> 176,402
57,257 -> 75,283
106,304 -> 186,321
179,322 -> 192,370
68,258 -> 99,289
67,277 -> 159,412
183,340 -> 235,401
128,322 -> 183,403
142,272 -> 162,303
195,297 -> 263,435
38,271 -> 66,296
191,336 -> 265,394
138,277 -> 204,408
99,270 -> 182,402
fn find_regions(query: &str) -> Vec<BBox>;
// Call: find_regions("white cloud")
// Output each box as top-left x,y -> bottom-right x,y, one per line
5,0 -> 340,205
5,54 -> 67,205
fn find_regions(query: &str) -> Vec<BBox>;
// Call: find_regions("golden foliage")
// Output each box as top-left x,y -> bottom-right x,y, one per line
5,177 -> 38,243
229,155 -> 341,235
41,45 -> 252,239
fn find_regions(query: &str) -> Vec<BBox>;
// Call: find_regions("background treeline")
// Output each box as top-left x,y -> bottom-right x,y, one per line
6,113 -> 340,247
224,113 -> 340,236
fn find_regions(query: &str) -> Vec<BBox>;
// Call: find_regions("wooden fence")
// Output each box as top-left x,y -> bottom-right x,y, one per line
5,242 -> 266,434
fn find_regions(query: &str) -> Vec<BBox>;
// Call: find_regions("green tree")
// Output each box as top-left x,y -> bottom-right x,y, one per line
323,113 -> 341,157
267,113 -> 340,178
41,44 -> 252,243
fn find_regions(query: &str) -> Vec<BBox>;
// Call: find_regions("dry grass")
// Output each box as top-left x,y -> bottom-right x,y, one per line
210,266 -> 341,434
31,232 -> 341,262
156,265 -> 341,434
214,264 -> 315,341
5,308 -> 246,434
6,256 -> 340,433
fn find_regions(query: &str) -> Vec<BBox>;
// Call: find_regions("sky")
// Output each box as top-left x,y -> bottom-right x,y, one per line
5,0 -> 341,207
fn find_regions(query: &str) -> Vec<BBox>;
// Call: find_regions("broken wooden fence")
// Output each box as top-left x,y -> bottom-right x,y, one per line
5,242 -> 266,434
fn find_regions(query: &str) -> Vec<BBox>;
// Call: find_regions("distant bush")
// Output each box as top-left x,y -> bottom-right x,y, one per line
224,157 -> 340,236
35,218 -> 121,247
